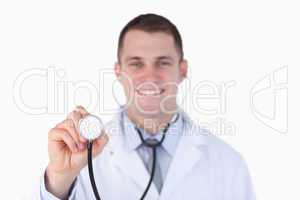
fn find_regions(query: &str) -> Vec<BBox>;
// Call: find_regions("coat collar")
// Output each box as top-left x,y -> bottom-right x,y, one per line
122,110 -> 183,157
104,106 -> 209,199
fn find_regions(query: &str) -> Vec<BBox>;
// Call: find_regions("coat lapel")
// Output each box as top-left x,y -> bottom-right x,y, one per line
159,112 -> 208,200
106,107 -> 208,200
107,112 -> 159,199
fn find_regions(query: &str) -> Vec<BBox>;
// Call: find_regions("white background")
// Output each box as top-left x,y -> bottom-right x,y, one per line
0,0 -> 299,199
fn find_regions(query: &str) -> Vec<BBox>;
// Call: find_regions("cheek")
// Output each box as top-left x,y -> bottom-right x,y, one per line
163,75 -> 181,90
120,71 -> 134,86
119,77 -> 131,95
121,71 -> 140,86
166,85 -> 179,95
120,76 -> 139,98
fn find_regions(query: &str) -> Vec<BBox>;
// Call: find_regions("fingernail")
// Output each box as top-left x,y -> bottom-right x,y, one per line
79,143 -> 85,150
80,137 -> 87,143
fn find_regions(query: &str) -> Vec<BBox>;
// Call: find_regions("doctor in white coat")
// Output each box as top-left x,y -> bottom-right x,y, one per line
40,13 -> 255,200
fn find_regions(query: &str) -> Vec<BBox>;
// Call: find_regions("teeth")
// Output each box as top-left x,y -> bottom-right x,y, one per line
137,89 -> 162,95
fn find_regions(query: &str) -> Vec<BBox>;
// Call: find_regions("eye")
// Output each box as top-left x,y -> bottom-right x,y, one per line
158,61 -> 171,67
129,62 -> 143,68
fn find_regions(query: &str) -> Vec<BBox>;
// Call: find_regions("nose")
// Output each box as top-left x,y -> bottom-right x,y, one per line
142,64 -> 159,81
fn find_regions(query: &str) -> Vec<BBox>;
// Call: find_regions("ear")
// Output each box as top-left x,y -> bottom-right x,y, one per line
179,59 -> 188,82
114,62 -> 121,79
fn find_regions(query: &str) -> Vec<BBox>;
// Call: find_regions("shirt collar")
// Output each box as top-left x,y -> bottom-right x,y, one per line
122,111 -> 183,156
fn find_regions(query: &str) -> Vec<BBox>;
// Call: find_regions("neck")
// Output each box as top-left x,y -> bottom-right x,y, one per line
126,107 -> 178,135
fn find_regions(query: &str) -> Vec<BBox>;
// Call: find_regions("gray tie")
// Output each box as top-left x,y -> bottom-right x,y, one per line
144,138 -> 163,193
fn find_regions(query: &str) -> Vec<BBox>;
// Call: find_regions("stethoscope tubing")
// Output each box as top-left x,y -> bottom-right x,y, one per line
87,113 -> 179,200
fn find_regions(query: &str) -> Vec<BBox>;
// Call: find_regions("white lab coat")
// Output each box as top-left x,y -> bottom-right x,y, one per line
40,109 -> 255,200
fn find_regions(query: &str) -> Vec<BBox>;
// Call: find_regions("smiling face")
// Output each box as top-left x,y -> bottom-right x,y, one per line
115,29 -> 187,118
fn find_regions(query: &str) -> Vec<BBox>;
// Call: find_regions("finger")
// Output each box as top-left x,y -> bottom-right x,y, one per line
77,131 -> 109,162
67,110 -> 88,143
92,132 -> 109,157
56,119 -> 82,149
49,128 -> 79,153
67,111 -> 81,129
75,105 -> 89,117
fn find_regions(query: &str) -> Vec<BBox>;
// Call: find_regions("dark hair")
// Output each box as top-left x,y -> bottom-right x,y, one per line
117,13 -> 184,62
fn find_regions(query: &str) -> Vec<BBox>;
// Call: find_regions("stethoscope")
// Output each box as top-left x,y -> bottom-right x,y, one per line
78,113 -> 179,200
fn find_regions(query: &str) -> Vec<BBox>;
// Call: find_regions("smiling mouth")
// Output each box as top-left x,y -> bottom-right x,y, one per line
136,89 -> 165,96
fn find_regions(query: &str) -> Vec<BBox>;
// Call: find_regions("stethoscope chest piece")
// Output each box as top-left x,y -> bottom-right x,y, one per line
79,115 -> 104,141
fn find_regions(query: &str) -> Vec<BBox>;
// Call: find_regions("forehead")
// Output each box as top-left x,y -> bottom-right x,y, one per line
120,29 -> 179,61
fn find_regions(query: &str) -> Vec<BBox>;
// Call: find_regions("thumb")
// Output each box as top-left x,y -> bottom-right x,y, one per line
91,132 -> 109,158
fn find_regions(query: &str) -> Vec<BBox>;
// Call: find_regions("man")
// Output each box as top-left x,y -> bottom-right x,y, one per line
40,14 -> 255,199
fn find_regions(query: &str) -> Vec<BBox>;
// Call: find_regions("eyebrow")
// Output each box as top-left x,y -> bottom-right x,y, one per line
124,56 -> 173,62
124,56 -> 142,62
156,56 -> 173,61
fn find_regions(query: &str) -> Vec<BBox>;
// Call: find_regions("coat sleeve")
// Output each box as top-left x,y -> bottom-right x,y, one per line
39,171 -> 77,200
230,158 -> 256,200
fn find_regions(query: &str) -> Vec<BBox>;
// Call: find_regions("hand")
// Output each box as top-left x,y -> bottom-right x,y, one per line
45,106 -> 108,198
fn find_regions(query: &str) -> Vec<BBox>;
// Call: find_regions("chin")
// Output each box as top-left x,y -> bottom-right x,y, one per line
138,106 -> 161,116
